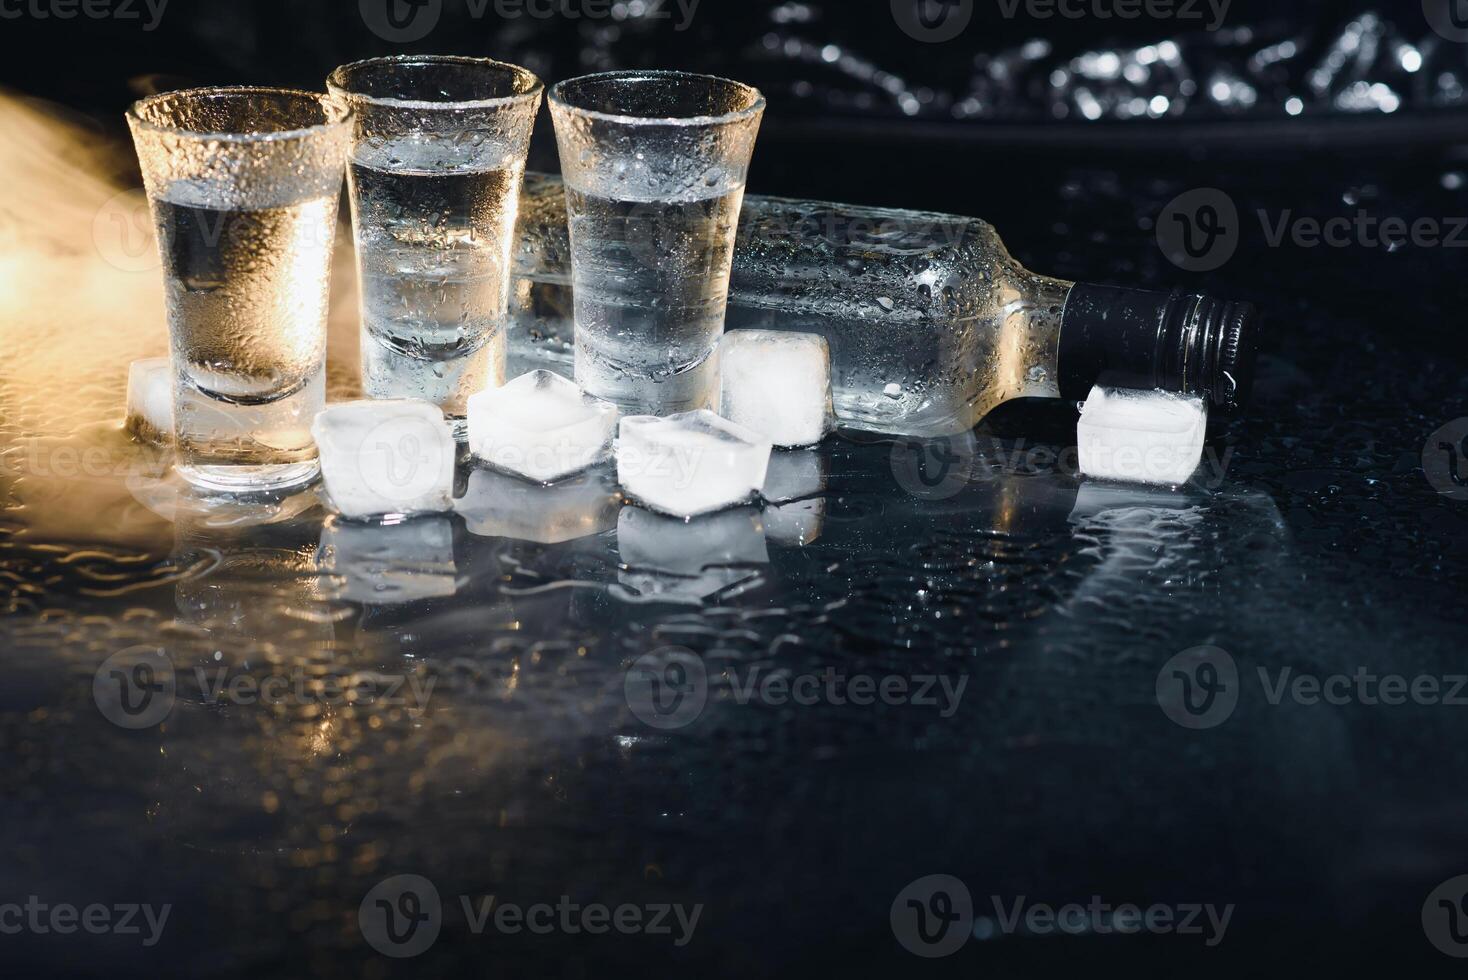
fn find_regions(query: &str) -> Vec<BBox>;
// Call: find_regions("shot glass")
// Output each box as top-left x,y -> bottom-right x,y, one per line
127,87 -> 351,492
548,71 -> 765,415
327,56 -> 544,434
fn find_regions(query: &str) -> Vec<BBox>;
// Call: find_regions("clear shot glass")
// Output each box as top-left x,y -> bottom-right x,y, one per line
127,87 -> 351,493
327,55 -> 544,435
548,71 -> 765,415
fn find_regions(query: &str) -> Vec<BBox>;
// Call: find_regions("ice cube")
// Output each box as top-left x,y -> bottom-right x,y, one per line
761,450 -> 827,546
617,410 -> 772,518
616,506 -> 768,601
317,515 -> 457,604
456,464 -> 621,544
467,370 -> 618,484
718,329 -> 832,447
125,357 -> 172,444
311,399 -> 456,520
1076,386 -> 1206,486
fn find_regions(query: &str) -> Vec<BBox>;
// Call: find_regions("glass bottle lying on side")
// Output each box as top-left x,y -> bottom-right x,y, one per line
508,173 -> 1257,438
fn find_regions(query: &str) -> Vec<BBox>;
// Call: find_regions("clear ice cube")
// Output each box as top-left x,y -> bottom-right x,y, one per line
718,329 -> 832,448
616,506 -> 768,601
316,515 -> 458,604
125,357 -> 172,444
467,370 -> 618,484
617,410 -> 772,518
456,464 -> 621,544
1076,385 -> 1207,486
311,399 -> 456,519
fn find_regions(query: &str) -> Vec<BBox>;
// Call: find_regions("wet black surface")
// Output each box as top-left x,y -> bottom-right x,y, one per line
4,3 -> 1468,974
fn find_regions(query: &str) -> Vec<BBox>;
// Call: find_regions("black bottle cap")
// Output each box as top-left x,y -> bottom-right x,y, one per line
1057,284 -> 1259,412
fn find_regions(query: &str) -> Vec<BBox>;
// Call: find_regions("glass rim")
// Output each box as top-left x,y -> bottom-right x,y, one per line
548,70 -> 765,128
126,85 -> 351,142
326,55 -> 544,111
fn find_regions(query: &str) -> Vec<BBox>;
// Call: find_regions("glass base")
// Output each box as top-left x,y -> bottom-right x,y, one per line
176,459 -> 320,494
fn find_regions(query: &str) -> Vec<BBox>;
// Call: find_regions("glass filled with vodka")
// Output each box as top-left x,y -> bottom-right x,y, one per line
548,71 -> 765,415
328,56 -> 543,436
126,87 -> 351,492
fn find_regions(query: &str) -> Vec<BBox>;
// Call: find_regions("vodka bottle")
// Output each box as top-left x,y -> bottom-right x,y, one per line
508,173 -> 1256,438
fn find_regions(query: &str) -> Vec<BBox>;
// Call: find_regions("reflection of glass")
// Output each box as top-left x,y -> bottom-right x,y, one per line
171,490 -> 334,643
549,71 -> 765,415
617,506 -> 767,601
127,87 -> 351,491
456,465 -> 621,544
328,56 -> 543,429
317,515 -> 458,604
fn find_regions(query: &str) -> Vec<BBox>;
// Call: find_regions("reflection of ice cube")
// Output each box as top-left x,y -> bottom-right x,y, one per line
311,399 -> 455,520
617,410 -> 771,518
719,329 -> 832,447
126,357 -> 173,444
467,370 -> 618,483
761,450 -> 827,546
316,515 -> 457,604
616,506 -> 768,600
456,465 -> 621,544
1076,386 -> 1206,486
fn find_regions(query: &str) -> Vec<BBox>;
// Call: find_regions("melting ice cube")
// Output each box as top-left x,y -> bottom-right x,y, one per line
467,370 -> 618,484
1076,385 -> 1207,486
311,399 -> 456,520
718,329 -> 832,448
617,410 -> 772,518
456,464 -> 621,544
125,357 -> 172,444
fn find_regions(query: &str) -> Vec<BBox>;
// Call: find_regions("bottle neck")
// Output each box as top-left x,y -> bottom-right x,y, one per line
1053,283 -> 1257,411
